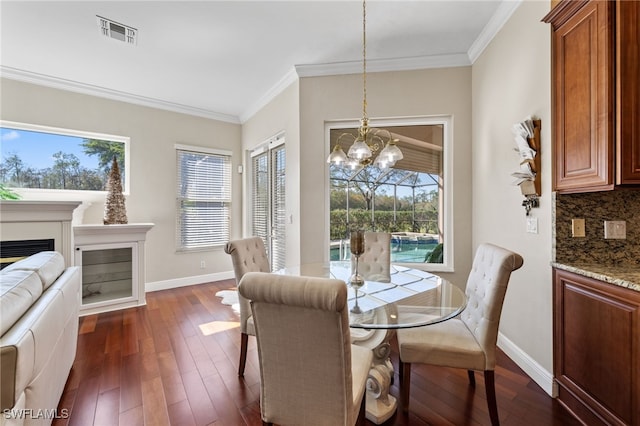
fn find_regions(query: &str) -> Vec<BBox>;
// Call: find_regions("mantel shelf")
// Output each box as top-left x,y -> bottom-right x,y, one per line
73,223 -> 154,246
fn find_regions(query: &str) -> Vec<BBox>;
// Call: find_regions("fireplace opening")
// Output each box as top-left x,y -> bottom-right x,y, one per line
0,239 -> 55,269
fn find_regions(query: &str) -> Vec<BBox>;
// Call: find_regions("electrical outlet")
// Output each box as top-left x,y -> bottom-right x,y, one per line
526,217 -> 538,234
571,218 -> 585,238
604,220 -> 626,239
200,260 -> 206,269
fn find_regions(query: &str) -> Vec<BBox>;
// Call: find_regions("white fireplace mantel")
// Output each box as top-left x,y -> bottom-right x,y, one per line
0,200 -> 82,222
0,200 -> 82,267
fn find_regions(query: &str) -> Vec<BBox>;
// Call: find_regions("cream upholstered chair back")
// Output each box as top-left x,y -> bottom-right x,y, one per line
224,236 -> 270,333
460,243 -> 524,369
238,272 -> 371,426
224,237 -> 271,376
352,231 -> 391,283
397,243 -> 523,424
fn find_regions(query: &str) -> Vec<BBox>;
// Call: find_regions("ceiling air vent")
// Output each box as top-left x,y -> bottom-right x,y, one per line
97,16 -> 137,45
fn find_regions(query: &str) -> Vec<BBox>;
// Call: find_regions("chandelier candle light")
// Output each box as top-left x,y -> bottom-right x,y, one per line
326,0 -> 403,170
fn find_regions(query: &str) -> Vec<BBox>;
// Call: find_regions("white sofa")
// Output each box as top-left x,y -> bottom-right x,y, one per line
1,252 -> 80,426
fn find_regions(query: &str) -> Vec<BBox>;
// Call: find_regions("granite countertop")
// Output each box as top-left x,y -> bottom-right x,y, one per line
552,262 -> 640,292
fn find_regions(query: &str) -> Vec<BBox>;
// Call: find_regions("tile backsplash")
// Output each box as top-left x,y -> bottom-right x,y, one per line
554,190 -> 640,265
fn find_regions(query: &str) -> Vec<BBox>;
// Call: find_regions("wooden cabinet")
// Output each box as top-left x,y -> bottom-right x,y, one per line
553,269 -> 640,425
544,0 -> 640,193
616,0 -> 640,184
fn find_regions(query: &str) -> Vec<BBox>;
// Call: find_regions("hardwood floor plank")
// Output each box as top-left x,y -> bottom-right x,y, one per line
181,370 -> 219,426
167,399 -> 197,426
118,406 -> 144,426
99,350 -> 121,393
67,375 -> 99,426
94,388 -> 120,426
119,353 -> 143,413
79,314 -> 98,334
141,376 -> 171,425
57,281 -> 581,426
160,372 -> 189,406
201,373 -> 247,426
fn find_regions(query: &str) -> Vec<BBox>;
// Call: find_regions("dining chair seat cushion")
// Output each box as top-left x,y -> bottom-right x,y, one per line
245,316 -> 255,336
396,317 -> 486,371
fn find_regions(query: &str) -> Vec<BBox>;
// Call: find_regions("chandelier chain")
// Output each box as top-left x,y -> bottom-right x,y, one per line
362,0 -> 367,121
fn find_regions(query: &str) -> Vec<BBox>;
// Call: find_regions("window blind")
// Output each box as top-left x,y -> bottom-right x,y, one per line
176,147 -> 231,250
270,145 -> 286,270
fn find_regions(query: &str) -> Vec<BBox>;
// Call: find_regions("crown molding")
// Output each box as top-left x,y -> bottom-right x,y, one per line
238,67 -> 299,124
295,52 -> 471,78
468,0 -> 523,63
0,66 -> 241,124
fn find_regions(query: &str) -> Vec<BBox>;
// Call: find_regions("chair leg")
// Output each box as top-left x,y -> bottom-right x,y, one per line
484,370 -> 499,426
467,369 -> 476,387
238,332 -> 249,377
400,361 -> 411,413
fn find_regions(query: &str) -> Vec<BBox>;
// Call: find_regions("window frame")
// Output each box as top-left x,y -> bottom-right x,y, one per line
325,115 -> 454,272
0,120 -> 130,197
175,143 -> 232,252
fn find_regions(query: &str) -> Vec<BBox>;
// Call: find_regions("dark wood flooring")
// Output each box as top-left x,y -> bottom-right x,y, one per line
53,279 -> 580,426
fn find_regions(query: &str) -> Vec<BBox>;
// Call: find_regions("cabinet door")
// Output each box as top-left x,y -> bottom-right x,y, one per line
75,242 -> 139,314
617,0 -> 640,184
553,269 -> 640,425
551,1 -> 615,192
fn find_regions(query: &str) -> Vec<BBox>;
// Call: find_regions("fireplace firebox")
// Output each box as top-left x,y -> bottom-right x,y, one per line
0,238 -> 55,269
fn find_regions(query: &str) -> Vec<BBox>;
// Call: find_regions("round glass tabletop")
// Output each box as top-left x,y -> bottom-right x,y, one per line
276,261 -> 467,329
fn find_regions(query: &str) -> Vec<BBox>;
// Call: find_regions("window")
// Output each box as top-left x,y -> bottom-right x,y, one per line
176,145 -> 232,251
0,121 -> 128,192
328,117 -> 452,270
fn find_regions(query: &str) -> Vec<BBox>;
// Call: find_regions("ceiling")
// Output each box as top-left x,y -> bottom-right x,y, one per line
0,1 -> 517,124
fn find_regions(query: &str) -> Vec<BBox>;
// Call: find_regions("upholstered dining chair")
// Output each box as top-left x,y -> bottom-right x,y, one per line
238,272 -> 373,426
396,243 -> 523,426
352,231 -> 391,283
224,236 -> 271,377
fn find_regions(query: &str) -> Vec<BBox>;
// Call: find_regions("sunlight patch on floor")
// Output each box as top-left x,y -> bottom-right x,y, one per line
199,320 -> 240,336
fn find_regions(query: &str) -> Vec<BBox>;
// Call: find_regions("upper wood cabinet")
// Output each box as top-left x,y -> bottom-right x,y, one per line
617,0 -> 640,184
544,0 -> 640,193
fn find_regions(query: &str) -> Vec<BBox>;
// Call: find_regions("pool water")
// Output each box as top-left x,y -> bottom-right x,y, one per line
330,239 -> 439,263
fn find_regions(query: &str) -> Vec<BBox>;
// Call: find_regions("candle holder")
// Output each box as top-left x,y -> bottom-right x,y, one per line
350,230 -> 365,314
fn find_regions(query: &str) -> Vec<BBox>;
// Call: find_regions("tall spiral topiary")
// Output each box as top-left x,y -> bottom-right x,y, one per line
103,156 -> 128,224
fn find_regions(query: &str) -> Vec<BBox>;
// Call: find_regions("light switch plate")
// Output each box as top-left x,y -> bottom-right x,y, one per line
571,218 -> 585,237
526,217 -> 538,234
604,220 -> 626,239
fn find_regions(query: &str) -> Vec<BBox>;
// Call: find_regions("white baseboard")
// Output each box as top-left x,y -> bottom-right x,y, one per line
497,332 -> 556,397
146,270 -> 235,292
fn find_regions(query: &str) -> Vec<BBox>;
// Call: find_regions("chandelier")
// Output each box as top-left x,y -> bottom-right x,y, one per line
326,0 -> 403,170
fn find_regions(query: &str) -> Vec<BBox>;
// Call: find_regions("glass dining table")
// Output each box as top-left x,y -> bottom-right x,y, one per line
275,261 -> 467,424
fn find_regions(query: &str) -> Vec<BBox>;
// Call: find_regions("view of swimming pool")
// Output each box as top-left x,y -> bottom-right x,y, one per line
330,236 -> 439,263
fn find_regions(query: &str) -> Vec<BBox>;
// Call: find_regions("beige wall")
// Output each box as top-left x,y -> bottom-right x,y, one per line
299,68 -> 474,286
0,78 -> 243,286
471,0 -> 553,391
241,81 -> 301,267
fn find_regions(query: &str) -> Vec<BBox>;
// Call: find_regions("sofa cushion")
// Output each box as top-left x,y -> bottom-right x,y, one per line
3,251 -> 65,291
0,270 -> 43,335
